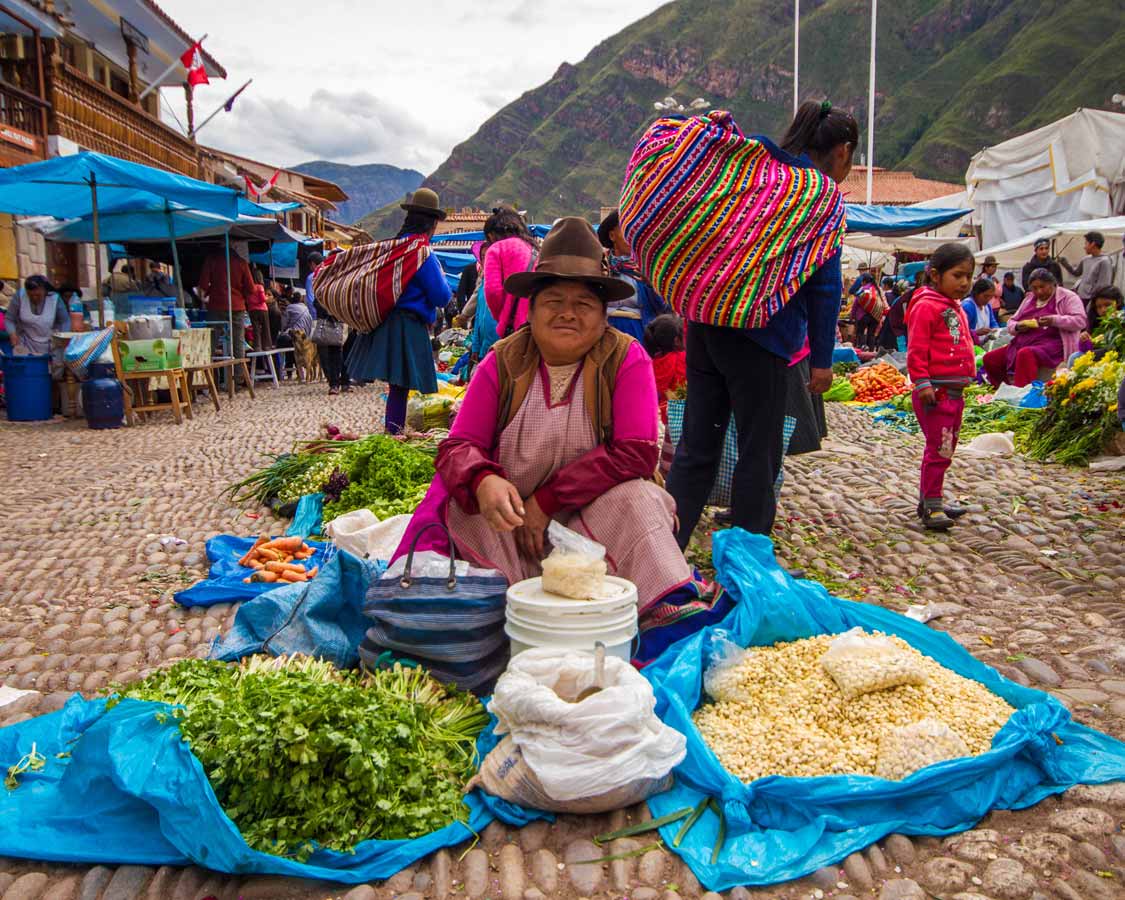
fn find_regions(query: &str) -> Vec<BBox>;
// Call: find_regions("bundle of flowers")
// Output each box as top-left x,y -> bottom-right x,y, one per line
1025,351 -> 1123,465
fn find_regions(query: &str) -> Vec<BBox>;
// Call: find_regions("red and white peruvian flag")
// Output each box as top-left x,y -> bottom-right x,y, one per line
245,169 -> 281,198
181,42 -> 209,88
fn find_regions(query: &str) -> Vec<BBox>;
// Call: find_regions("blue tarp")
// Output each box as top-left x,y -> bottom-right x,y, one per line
643,529 -> 1125,890
0,152 -> 240,220
845,204 -> 969,237
173,535 -> 332,608
250,242 -> 298,271
212,548 -> 382,668
434,249 -> 475,290
0,694 -> 542,881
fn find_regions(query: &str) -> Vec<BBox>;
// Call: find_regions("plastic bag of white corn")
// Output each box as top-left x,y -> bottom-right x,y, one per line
702,636 -> 756,702
876,718 -> 969,780
820,627 -> 928,699
540,521 -> 608,600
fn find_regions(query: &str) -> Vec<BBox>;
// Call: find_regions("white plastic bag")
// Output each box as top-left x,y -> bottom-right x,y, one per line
961,432 -> 1015,456
380,550 -> 500,581
540,521 -> 607,600
470,647 -> 686,810
326,509 -> 412,561
702,637 -> 756,703
876,718 -> 969,780
821,627 -> 928,699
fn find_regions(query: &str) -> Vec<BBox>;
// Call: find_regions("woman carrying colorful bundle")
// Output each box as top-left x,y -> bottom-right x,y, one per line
395,218 -> 730,663
981,268 -> 1085,388
622,100 -> 857,541
342,189 -> 452,432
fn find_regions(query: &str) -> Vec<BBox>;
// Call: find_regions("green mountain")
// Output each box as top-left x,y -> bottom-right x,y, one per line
293,160 -> 423,224
359,0 -> 1124,237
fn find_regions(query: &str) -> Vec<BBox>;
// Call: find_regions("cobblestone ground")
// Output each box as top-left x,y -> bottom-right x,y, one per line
1,386 -> 1124,900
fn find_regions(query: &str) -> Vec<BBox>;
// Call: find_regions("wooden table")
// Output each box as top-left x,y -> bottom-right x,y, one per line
185,358 -> 255,411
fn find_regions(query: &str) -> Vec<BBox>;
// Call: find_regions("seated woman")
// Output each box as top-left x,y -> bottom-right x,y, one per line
961,278 -> 1000,346
982,268 -> 1085,388
395,218 -> 730,664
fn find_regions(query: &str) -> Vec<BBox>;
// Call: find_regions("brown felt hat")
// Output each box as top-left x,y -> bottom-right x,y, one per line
400,188 -> 447,220
503,217 -> 635,302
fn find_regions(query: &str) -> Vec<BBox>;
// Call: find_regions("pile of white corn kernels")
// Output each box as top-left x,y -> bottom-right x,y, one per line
694,632 -> 1014,782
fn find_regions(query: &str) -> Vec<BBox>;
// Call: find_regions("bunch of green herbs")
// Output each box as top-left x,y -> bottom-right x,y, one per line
112,655 -> 487,860
323,435 -> 435,523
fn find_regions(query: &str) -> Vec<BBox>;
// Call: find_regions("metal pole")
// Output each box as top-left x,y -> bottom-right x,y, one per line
190,79 -> 252,139
91,173 -> 104,326
224,230 -> 234,361
866,0 -> 877,205
165,205 -> 185,308
793,0 -> 800,116
138,33 -> 208,101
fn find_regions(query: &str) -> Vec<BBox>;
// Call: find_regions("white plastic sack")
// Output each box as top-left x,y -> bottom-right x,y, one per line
821,627 -> 928,699
993,382 -> 1033,405
962,431 -> 1016,456
380,550 -> 501,581
487,647 -> 686,802
325,509 -> 412,561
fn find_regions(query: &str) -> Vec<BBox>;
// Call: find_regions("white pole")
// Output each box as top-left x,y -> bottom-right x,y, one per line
866,0 -> 877,205
793,0 -> 800,116
190,79 -> 252,139
138,34 -> 208,102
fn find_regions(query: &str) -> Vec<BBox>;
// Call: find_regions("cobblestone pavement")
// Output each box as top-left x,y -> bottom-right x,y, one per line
1,386 -> 1124,900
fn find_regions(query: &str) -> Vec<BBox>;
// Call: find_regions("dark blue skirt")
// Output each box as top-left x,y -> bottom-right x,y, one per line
608,312 -> 645,342
347,308 -> 437,394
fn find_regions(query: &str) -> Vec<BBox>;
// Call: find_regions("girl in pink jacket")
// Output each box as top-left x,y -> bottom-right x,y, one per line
482,209 -> 538,336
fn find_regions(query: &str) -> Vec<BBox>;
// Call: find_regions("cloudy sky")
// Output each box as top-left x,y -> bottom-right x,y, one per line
160,1 -> 669,175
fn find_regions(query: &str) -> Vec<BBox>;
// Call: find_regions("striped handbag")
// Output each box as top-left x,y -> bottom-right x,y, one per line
619,110 -> 846,330
311,234 -> 431,333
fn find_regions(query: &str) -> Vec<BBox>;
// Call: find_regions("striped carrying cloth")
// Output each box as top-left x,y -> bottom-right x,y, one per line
311,235 -> 430,333
619,110 -> 846,330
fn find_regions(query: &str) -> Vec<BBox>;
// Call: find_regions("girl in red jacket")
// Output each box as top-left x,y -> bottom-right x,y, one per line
905,244 -> 977,531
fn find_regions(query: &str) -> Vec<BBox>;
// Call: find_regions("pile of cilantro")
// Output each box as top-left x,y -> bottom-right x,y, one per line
321,434 -> 436,523
113,656 -> 488,860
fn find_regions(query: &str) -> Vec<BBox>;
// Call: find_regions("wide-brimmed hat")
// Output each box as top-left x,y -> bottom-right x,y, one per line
596,209 -> 619,250
503,217 -> 635,303
400,188 -> 447,220
982,255 -> 998,266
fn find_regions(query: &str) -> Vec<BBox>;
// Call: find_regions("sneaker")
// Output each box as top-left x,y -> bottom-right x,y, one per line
328,387 -> 340,396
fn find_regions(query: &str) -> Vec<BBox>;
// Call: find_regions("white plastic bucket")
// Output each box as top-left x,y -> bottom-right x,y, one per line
505,576 -> 639,661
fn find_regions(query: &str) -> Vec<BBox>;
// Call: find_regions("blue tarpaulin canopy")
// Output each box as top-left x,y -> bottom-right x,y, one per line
844,204 -> 969,237
36,210 -> 296,245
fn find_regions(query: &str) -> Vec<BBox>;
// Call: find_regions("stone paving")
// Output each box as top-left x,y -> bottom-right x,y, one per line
1,385 -> 1124,900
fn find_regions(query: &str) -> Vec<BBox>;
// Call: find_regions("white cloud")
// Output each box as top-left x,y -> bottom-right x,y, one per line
158,0 -> 669,173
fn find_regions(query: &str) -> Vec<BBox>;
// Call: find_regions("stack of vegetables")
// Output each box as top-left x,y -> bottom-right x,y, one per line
112,655 -> 489,860
1023,350 -> 1123,464
848,362 -> 909,403
229,431 -> 438,523
238,536 -> 318,584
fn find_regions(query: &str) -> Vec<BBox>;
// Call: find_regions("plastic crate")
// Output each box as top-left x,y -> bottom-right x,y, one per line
119,338 -> 182,372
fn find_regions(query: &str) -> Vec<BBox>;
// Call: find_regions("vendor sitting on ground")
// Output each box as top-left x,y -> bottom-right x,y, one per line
394,218 -> 731,663
982,268 -> 1086,388
5,275 -> 68,356
961,278 -> 1000,346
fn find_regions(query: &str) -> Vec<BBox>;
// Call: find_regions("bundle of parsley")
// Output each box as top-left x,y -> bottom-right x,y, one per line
113,656 -> 488,860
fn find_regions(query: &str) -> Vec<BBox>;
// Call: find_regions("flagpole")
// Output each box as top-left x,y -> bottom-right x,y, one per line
865,0 -> 877,206
138,33 -> 208,101
793,0 -> 799,116
190,79 -> 252,139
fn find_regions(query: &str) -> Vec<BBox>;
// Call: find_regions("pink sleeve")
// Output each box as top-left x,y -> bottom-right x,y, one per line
1052,290 -> 1087,333
535,342 -> 659,514
434,354 -> 504,514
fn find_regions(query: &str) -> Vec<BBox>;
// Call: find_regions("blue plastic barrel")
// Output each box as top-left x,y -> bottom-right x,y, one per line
2,354 -> 52,421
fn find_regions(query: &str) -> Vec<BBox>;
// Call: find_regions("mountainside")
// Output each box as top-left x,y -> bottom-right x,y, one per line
294,160 -> 423,224
359,0 -> 1124,237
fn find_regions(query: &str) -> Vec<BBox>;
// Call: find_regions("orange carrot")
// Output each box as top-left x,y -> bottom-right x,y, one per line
260,536 -> 303,553
265,561 -> 305,575
242,576 -> 252,583
249,560 -> 265,570
256,547 -> 283,563
280,571 -> 307,583
257,571 -> 280,583
306,566 -> 319,579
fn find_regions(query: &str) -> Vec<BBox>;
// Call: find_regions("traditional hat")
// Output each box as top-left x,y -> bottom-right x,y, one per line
504,217 -> 634,302
596,209 -> 620,250
400,188 -> 447,220
983,255 -> 998,265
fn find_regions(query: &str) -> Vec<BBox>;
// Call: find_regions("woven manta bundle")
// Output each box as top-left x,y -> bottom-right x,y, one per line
311,235 -> 431,332
619,110 -> 846,330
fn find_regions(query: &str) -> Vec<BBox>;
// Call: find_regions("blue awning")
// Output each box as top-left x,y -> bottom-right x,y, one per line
844,204 -> 969,237
37,209 -> 296,244
0,151 -> 241,220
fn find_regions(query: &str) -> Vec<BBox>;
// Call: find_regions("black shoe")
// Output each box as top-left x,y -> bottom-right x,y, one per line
943,504 -> 968,520
918,503 -> 954,531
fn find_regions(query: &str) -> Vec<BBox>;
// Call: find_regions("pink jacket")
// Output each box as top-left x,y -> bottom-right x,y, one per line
1007,286 -> 1087,361
484,237 -> 536,336
392,341 -> 659,561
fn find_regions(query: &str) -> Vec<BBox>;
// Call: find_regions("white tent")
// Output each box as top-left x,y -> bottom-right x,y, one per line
966,109 -> 1125,247
975,216 -> 1125,289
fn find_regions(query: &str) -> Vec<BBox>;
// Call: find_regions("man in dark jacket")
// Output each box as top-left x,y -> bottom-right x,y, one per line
1021,239 -> 1064,290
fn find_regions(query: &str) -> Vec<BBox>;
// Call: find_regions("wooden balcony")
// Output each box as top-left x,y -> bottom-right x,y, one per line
47,62 -> 199,178
0,79 -> 47,166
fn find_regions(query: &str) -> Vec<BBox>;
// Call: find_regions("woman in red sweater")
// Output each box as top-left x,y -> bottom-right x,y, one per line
905,244 -> 977,531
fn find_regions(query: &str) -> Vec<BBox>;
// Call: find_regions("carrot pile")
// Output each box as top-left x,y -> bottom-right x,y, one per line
238,536 -> 319,584
849,362 -> 909,403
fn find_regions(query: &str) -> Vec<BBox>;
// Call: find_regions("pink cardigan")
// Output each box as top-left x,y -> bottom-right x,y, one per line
484,237 -> 536,336
1007,286 -> 1087,361
393,341 -> 659,561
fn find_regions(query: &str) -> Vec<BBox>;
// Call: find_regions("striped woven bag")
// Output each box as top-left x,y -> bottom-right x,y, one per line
619,110 -> 846,330
311,235 -> 431,332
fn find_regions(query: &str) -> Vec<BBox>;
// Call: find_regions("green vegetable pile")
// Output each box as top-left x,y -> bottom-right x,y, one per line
322,435 -> 435,523
113,656 -> 488,860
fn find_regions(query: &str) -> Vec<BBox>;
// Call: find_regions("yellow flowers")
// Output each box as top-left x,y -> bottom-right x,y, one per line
1074,378 -> 1098,393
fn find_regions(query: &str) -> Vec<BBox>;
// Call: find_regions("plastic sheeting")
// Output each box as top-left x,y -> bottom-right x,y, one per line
643,529 -> 1125,890
844,204 -> 970,237
173,535 -> 332,608
0,694 -> 542,881
212,548 -> 382,667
